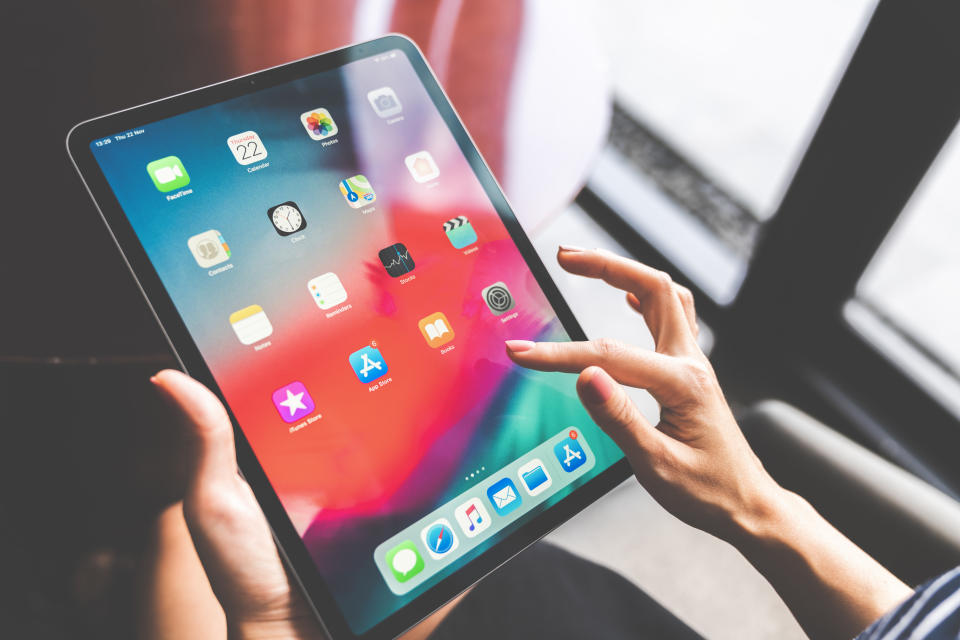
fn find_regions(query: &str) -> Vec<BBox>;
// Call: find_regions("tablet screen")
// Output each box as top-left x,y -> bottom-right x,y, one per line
89,47 -> 622,633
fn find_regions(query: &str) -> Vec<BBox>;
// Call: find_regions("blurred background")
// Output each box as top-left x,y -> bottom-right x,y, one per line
3,1 -> 959,638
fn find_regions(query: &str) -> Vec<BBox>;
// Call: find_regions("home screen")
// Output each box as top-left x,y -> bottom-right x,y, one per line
90,49 -> 622,633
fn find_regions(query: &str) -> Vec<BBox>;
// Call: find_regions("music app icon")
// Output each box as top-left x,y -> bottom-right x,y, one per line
454,497 -> 491,538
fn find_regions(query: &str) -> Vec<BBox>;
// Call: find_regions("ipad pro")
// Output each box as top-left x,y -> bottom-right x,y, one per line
68,35 -> 629,639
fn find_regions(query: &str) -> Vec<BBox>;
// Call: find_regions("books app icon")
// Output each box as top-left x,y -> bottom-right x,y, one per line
418,312 -> 454,348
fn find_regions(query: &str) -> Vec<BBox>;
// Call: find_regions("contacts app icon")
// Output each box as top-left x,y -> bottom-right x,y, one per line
486,477 -> 521,516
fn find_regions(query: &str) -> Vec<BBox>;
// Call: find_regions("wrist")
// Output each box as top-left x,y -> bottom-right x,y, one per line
228,616 -> 326,640
724,481 -> 804,553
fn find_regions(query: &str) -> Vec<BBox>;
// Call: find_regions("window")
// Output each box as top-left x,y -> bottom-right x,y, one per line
598,0 -> 877,218
848,125 -> 960,416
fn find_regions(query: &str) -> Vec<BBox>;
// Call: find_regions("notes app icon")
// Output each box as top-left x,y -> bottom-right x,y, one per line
454,498 -> 490,538
418,312 -> 454,348
229,305 -> 273,345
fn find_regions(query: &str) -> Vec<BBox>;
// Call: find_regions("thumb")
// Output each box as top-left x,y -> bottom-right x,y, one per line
152,369 -> 238,489
576,366 -> 665,463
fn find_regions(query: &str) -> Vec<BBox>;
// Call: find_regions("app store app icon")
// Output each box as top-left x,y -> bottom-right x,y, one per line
554,431 -> 587,473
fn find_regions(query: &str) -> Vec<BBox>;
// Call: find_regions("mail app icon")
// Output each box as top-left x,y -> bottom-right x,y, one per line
486,477 -> 521,516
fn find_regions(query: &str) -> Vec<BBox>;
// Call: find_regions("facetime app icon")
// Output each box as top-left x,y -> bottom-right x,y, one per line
147,156 -> 190,192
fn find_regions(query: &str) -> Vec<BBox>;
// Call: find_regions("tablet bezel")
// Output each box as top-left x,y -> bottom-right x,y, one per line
67,34 -> 631,640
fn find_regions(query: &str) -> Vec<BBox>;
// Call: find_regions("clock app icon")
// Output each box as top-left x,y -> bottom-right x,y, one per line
268,201 -> 307,236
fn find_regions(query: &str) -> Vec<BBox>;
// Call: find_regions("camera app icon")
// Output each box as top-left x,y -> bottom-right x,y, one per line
367,87 -> 403,118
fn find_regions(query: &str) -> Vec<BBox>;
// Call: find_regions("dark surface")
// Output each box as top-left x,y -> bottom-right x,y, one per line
0,359 -> 185,638
430,542 -> 703,640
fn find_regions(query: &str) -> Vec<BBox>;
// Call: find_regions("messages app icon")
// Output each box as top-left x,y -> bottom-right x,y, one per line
384,540 -> 424,583
147,156 -> 190,192
486,477 -> 521,516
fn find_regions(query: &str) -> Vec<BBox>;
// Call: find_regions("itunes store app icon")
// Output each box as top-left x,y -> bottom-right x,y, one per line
271,381 -> 316,423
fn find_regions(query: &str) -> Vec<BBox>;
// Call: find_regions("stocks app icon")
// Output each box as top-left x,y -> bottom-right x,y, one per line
378,243 -> 415,277
481,282 -> 515,316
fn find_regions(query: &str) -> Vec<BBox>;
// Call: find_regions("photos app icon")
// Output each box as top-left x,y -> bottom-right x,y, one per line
300,108 -> 338,140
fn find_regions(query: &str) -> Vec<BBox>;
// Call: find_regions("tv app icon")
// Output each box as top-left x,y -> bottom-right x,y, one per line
187,229 -> 230,268
378,243 -> 415,277
349,345 -> 388,383
367,86 -> 402,118
454,498 -> 491,538
418,312 -> 454,348
443,216 -> 477,249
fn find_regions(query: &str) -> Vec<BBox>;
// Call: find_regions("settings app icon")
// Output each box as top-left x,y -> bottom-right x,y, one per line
481,282 -> 515,316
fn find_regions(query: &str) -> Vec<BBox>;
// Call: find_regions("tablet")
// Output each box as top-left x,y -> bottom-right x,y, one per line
68,35 -> 629,640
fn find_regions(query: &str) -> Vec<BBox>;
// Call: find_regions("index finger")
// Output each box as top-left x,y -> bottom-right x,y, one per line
557,247 -> 696,354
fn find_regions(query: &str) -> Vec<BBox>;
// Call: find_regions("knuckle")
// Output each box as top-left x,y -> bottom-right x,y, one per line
679,357 -> 715,391
609,393 -> 636,428
592,337 -> 625,360
652,270 -> 674,293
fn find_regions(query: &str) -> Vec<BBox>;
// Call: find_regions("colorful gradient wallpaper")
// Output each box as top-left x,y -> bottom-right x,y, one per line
91,49 -> 622,633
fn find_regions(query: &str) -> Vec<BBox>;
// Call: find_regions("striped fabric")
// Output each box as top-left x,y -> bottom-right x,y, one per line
856,566 -> 960,639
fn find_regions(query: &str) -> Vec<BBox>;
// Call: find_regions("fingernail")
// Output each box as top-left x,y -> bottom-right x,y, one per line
579,367 -> 615,405
149,375 -> 158,384
505,339 -> 536,353
558,244 -> 585,253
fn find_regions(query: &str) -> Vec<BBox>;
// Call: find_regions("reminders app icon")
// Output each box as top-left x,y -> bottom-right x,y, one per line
486,477 -> 521,516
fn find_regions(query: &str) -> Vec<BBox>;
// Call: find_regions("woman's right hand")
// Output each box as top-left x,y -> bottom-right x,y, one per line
506,246 -> 782,544
507,247 -> 912,640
